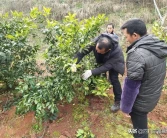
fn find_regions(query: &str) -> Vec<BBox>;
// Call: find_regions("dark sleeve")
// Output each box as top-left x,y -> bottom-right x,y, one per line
120,77 -> 141,114
91,59 -> 113,75
127,52 -> 145,80
74,46 -> 94,64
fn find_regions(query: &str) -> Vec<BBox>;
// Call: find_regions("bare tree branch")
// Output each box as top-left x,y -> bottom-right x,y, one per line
153,0 -> 163,23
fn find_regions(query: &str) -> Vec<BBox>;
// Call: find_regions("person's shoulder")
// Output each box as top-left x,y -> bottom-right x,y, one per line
92,35 -> 100,43
113,32 -> 119,37
112,33 -> 119,40
100,33 -> 119,43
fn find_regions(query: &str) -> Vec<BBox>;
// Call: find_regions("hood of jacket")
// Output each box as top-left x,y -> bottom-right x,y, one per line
93,33 -> 118,45
128,34 -> 167,58
100,33 -> 119,44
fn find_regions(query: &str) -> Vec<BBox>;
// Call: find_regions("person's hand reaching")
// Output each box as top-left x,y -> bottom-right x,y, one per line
82,70 -> 92,80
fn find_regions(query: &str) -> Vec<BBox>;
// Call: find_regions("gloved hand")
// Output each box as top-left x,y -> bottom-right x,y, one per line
82,70 -> 92,80
71,63 -> 77,72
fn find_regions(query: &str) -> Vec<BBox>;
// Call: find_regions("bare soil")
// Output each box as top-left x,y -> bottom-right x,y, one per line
0,89 -> 167,138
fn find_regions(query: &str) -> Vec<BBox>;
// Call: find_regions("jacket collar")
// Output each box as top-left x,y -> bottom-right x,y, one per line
126,34 -> 148,53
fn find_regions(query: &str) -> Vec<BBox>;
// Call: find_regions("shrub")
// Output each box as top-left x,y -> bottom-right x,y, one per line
15,10 -> 109,121
43,13 -> 109,103
16,75 -> 58,121
152,22 -> 167,42
0,11 -> 40,89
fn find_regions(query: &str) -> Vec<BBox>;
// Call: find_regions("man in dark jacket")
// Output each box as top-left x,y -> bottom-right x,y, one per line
75,33 -> 125,112
120,19 -> 167,138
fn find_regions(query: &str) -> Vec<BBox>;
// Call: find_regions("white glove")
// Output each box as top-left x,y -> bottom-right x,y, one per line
71,63 -> 77,72
82,70 -> 92,80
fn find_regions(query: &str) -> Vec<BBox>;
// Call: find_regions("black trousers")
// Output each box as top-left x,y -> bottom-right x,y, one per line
109,69 -> 122,102
129,108 -> 148,138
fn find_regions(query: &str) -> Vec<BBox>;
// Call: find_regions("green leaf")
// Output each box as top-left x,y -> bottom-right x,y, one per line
43,7 -> 51,16
6,34 -> 15,40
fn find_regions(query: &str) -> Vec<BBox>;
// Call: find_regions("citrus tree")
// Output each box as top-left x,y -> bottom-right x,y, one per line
0,9 -> 43,89
43,13 -> 109,102
15,9 -> 110,121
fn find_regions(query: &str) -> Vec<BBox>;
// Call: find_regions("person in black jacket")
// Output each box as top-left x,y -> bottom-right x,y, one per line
75,33 -> 125,112
121,19 -> 167,138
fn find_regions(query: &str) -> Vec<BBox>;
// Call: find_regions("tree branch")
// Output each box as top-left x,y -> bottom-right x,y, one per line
153,0 -> 163,23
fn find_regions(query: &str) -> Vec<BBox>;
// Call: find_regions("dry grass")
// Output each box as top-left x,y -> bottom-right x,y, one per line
0,0 -> 166,52
1,0 -> 167,21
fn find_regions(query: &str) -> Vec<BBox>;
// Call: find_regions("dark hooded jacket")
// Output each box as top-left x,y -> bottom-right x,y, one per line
75,33 -> 125,75
126,34 -> 167,112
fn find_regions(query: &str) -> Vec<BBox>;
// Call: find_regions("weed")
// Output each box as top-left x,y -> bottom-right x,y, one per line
72,104 -> 89,123
31,119 -> 43,133
52,130 -> 61,137
76,126 -> 95,138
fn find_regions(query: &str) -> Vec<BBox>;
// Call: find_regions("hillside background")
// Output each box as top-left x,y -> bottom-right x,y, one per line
1,0 -> 167,24
1,0 -> 167,45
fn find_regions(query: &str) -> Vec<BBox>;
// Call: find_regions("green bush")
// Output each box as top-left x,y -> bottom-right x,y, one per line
16,75 -> 58,121
43,13 -> 109,102
15,10 -> 109,121
152,22 -> 167,42
0,11 -> 40,88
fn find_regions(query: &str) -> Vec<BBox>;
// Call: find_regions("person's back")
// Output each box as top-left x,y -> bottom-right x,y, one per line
76,33 -> 124,76
75,32 -> 125,113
